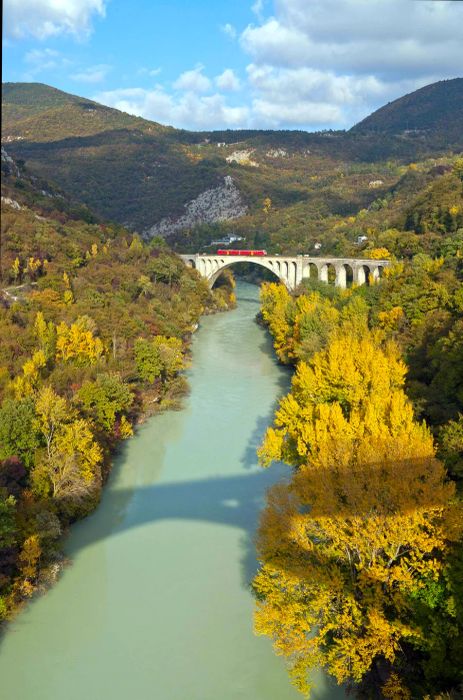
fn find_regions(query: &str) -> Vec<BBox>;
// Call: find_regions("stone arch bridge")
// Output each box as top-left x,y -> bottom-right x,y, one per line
179,253 -> 391,291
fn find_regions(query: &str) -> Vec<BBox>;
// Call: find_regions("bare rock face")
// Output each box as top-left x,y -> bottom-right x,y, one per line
226,150 -> 259,167
1,147 -> 21,178
144,176 -> 247,238
1,196 -> 21,210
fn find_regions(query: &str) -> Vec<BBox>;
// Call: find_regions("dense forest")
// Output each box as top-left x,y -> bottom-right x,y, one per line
254,162 -> 463,697
0,151 -> 235,622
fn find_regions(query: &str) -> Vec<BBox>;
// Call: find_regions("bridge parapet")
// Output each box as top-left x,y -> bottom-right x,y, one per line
179,254 -> 391,291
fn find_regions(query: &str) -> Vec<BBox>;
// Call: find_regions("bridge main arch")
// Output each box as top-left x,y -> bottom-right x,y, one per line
208,257 -> 287,289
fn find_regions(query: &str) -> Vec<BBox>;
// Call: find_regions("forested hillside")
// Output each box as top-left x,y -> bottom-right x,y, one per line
255,231 -> 463,697
0,150 -> 235,623
351,78 -> 463,137
2,80 -> 463,240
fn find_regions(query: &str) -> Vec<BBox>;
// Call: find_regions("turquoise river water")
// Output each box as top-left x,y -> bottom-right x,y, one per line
0,282 -> 346,700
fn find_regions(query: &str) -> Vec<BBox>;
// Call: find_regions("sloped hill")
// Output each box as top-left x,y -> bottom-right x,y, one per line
351,78 -> 463,136
2,82 -> 171,142
2,81 -> 463,240
2,83 -> 228,230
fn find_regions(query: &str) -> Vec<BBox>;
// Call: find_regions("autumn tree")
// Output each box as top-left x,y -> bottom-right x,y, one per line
34,311 -> 56,361
56,316 -> 104,365
254,330 -> 461,696
32,387 -> 102,504
260,283 -> 293,362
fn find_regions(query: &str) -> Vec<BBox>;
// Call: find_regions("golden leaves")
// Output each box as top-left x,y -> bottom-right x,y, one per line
254,306 -> 462,695
56,316 -> 105,365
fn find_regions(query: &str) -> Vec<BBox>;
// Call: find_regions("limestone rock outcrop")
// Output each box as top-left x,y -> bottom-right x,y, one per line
144,176 -> 247,238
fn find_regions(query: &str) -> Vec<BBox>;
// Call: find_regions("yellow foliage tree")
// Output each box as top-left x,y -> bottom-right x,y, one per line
11,350 -> 47,398
254,331 -> 460,696
378,306 -> 405,331
34,311 -> 57,361
56,316 -> 104,365
16,535 -> 41,597
33,387 -> 102,501
26,257 -> 42,280
11,257 -> 21,283
366,247 -> 391,260
260,283 -> 294,362
263,197 -> 272,213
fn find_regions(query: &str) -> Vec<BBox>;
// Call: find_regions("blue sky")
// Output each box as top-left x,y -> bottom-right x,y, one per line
3,0 -> 463,131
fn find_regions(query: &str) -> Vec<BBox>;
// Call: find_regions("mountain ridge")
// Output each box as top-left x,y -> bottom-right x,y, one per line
2,79 -> 462,244
351,77 -> 463,135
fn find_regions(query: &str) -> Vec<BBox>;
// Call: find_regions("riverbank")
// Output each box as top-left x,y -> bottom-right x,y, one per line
0,237 -> 236,626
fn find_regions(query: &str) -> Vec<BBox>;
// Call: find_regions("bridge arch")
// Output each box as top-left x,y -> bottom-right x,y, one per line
302,262 -> 318,281
319,262 -> 336,284
355,264 -> 373,286
208,258 -> 285,289
336,263 -> 354,289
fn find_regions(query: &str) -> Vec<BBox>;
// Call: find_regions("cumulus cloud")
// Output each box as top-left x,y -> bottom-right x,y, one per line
241,0 -> 463,78
173,65 -> 212,93
25,47 -> 60,69
215,69 -> 241,92
4,0 -> 106,40
238,0 -> 462,128
252,99 -> 341,127
93,86 -> 250,130
60,0 -> 462,131
71,64 -> 111,83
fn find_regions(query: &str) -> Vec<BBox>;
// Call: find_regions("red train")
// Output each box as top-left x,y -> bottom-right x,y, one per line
216,249 -> 267,256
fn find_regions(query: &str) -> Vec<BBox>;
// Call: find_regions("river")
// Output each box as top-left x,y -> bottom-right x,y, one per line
0,282 -> 345,700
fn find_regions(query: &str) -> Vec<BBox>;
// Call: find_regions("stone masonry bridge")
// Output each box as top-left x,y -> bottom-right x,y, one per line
179,253 -> 391,291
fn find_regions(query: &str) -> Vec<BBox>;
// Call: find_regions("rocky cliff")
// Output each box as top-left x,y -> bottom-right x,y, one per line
144,176 -> 247,238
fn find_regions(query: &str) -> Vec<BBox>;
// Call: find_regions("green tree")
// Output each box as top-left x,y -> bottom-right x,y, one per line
134,338 -> 162,383
76,373 -> 133,432
0,398 -> 40,468
0,493 -> 17,549
135,335 -> 184,383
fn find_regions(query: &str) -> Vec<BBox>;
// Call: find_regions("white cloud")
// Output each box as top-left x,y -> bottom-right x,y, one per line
237,0 -> 463,128
71,64 -> 111,83
251,0 -> 265,20
246,63 -> 433,127
138,67 -> 162,78
4,0 -> 106,40
173,65 -> 211,93
241,0 -> 463,78
221,23 -> 237,40
49,0 -> 461,132
93,86 -> 250,130
23,48 -> 71,78
215,69 -> 241,92
25,47 -> 60,67
252,99 -> 341,127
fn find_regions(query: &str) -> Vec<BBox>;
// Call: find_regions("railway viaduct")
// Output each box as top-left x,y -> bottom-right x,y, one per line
179,254 -> 391,291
